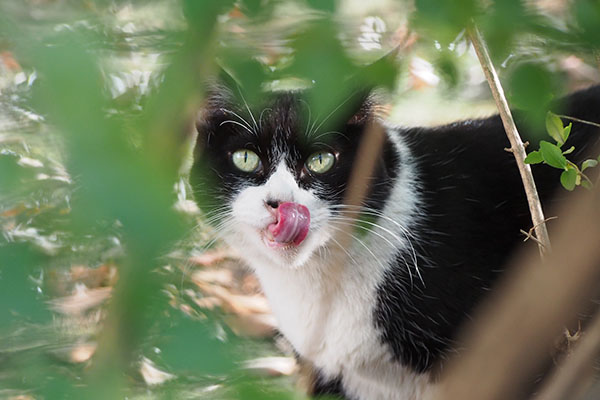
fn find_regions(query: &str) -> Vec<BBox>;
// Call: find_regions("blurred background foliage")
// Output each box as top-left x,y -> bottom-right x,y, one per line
0,0 -> 598,399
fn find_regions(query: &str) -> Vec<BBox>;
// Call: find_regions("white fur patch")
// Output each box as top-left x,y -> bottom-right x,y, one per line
220,131 -> 432,399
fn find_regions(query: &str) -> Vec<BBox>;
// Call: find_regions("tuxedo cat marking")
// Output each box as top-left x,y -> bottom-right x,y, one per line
190,84 -> 600,399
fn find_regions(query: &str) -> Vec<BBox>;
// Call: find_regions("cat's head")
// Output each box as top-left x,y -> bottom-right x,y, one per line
190,84 -> 400,269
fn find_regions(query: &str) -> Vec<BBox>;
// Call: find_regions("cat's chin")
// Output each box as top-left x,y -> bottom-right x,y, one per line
260,229 -> 301,254
250,228 -> 317,269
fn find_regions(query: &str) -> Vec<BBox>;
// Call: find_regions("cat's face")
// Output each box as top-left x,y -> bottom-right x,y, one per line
191,87 -> 399,269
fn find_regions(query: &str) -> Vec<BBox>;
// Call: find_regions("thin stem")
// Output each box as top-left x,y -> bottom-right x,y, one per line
467,24 -> 552,256
556,114 -> 600,129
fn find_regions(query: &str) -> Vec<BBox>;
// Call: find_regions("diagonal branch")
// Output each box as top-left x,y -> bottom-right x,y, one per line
467,24 -> 552,256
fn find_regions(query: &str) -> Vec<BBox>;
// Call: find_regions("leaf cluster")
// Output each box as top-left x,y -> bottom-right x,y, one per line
525,112 -> 599,191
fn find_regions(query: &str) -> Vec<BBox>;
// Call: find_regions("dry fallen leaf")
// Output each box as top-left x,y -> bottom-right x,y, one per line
1,203 -> 27,217
70,342 -> 97,363
0,51 -> 21,71
47,284 -> 112,315
223,313 -> 277,338
140,357 -> 176,386
186,246 -> 277,337
70,264 -> 117,288
242,356 -> 297,377
189,248 -> 231,266
191,295 -> 222,310
192,268 -> 234,288
194,282 -> 270,315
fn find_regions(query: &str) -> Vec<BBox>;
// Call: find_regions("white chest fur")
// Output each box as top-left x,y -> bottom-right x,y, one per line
250,245 -> 432,400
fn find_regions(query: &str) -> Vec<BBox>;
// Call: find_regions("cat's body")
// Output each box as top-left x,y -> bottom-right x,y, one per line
191,84 -> 600,400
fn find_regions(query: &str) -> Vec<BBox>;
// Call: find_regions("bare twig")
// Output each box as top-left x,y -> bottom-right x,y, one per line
520,216 -> 558,244
467,24 -> 552,257
556,114 -> 600,130
519,229 -> 545,246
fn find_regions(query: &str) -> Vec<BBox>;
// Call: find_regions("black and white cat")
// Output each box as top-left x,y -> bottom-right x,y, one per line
190,83 -> 600,400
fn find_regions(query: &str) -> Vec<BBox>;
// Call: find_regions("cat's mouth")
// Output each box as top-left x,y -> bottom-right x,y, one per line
262,202 -> 310,249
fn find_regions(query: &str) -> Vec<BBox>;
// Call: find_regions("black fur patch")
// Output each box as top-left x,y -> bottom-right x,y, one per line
373,85 -> 600,373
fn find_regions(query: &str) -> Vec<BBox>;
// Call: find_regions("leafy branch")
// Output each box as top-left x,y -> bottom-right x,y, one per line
467,24 -> 552,256
525,112 -> 600,191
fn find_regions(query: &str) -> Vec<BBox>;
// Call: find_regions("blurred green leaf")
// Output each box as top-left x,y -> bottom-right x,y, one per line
574,0 -> 600,48
219,52 -> 269,105
0,244 -> 49,325
560,167 -> 577,191
524,150 -> 543,164
508,63 -> 559,128
562,123 -> 572,143
233,376 -> 304,400
288,21 -> 358,133
582,159 -> 599,171
481,0 -> 529,60
562,146 -> 575,155
239,0 -> 275,17
357,51 -> 399,91
0,150 -> 33,192
158,314 -> 234,374
545,112 -> 565,145
306,0 -> 336,13
434,51 -> 461,90
539,140 -> 567,169
414,0 -> 480,44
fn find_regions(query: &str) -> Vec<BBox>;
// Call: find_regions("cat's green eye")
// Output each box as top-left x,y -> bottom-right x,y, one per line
306,151 -> 335,174
232,149 -> 260,172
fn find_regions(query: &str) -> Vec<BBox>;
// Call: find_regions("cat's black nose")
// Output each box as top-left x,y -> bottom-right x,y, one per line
265,199 -> 279,209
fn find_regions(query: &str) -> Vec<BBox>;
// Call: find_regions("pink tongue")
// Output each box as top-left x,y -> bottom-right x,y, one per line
268,202 -> 310,245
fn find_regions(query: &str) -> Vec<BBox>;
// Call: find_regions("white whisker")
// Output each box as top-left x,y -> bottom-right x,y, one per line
259,107 -> 273,131
328,225 -> 389,279
220,108 -> 253,131
329,205 -> 423,285
237,87 -> 259,134
309,93 -> 357,138
220,120 -> 253,133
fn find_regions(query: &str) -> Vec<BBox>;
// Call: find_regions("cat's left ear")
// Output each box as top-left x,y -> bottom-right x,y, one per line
198,67 -> 238,121
345,90 -> 379,125
195,67 -> 240,149
345,49 -> 399,125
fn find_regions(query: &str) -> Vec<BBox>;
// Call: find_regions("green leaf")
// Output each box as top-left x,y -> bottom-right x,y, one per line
0,244 -> 50,326
562,146 -> 575,155
582,159 -> 599,171
562,123 -> 572,142
508,64 -> 558,129
560,167 -> 577,191
582,180 -> 593,190
157,314 -> 234,374
524,150 -> 543,164
545,112 -> 565,145
539,140 -> 568,169
306,0 -> 336,12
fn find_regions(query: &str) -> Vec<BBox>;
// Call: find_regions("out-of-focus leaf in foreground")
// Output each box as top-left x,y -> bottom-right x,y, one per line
1,0 -> 240,396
